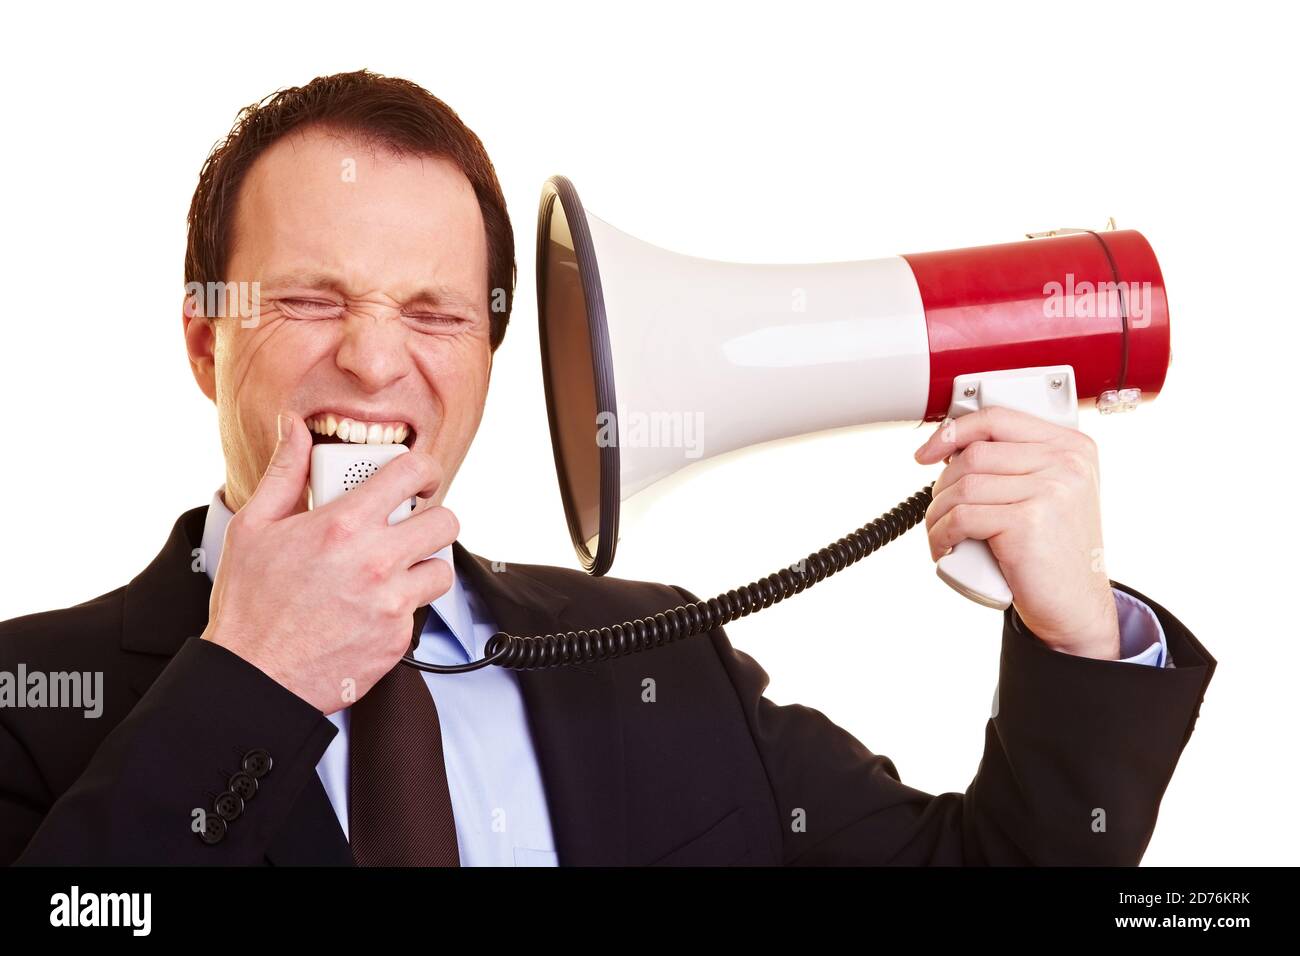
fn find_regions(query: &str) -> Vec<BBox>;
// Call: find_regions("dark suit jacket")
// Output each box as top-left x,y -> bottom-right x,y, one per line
0,506 -> 1215,865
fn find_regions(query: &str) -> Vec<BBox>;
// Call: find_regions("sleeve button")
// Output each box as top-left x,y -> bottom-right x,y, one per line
241,749 -> 272,778
213,791 -> 245,822
228,771 -> 259,801
199,813 -> 228,845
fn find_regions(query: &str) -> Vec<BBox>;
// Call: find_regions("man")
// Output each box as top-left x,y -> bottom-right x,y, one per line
0,71 -> 1214,866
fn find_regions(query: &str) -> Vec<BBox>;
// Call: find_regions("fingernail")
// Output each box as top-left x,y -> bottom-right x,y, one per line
277,412 -> 292,442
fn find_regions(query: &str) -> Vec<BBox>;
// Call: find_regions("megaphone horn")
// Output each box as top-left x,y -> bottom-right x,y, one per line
536,175 -> 1170,610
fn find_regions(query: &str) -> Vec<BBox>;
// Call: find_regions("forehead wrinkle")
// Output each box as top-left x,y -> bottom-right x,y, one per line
262,270 -> 351,294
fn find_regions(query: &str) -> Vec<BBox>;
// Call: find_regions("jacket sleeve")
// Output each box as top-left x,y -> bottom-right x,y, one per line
673,579 -> 1215,865
6,638 -> 338,865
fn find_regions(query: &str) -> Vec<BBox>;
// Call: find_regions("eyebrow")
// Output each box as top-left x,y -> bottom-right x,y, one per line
262,271 -> 482,313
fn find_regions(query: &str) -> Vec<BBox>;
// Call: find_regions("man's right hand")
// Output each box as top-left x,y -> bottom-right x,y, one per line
201,412 -> 458,714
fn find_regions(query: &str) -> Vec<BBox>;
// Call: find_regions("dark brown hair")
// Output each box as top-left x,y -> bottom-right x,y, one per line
185,69 -> 514,349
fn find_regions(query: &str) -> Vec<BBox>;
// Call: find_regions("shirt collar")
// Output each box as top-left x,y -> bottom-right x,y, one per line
199,486 -> 480,660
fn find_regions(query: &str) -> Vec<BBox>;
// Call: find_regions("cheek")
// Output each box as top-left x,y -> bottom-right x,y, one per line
419,340 -> 491,401
221,321 -> 332,400
419,363 -> 489,454
439,370 -> 489,428
217,322 -> 333,452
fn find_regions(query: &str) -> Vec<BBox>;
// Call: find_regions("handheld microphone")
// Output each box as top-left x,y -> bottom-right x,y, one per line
307,442 -> 417,524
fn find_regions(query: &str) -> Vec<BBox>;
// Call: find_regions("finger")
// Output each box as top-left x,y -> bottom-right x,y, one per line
927,502 -> 1016,561
402,555 -> 455,609
388,504 -> 460,566
926,473 -> 1040,530
242,412 -> 311,523
333,451 -> 442,524
915,406 -> 1076,464
930,441 -> 1058,497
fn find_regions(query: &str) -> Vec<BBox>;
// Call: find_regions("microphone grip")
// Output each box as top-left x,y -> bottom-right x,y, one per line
933,365 -> 1081,611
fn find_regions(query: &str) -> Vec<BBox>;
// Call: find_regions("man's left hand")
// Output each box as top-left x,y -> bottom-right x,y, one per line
914,406 -> 1120,661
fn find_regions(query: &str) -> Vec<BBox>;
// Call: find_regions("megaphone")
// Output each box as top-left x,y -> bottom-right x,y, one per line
536,175 -> 1170,610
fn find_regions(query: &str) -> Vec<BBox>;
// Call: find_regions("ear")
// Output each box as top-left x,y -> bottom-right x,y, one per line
182,296 -> 218,403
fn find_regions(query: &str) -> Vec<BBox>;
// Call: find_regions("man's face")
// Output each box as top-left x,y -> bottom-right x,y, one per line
184,126 -> 494,514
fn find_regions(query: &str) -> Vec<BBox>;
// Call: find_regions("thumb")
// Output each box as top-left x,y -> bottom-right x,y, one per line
244,411 -> 310,522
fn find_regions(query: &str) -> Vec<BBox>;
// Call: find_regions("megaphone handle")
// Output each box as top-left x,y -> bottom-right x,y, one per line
933,366 -> 1081,611
936,540 -> 1014,610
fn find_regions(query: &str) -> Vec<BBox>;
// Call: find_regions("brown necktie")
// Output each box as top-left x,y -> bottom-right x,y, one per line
349,606 -> 460,866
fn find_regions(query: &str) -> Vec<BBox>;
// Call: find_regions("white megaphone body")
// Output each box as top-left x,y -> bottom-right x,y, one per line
536,176 -> 1171,611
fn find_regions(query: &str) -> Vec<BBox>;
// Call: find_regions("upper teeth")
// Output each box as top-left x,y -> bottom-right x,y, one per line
305,414 -> 409,445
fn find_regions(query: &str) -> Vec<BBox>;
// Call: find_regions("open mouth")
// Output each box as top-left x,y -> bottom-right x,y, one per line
305,413 -> 415,448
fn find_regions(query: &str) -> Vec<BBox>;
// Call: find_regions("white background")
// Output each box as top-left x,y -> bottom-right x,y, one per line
1,0 -> 1295,865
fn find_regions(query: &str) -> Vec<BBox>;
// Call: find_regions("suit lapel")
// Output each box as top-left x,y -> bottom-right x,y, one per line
121,507 -> 213,665
454,544 -> 628,867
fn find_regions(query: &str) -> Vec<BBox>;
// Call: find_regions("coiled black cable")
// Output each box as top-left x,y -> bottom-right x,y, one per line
404,482 -> 934,674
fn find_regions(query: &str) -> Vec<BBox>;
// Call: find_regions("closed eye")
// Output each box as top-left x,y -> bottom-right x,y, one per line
279,297 -> 344,318
404,312 -> 466,328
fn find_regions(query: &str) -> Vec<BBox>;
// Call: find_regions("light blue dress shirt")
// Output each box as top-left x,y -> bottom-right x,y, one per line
199,486 -> 1169,866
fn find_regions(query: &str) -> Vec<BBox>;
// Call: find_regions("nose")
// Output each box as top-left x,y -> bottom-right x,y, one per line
334,311 -> 413,392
